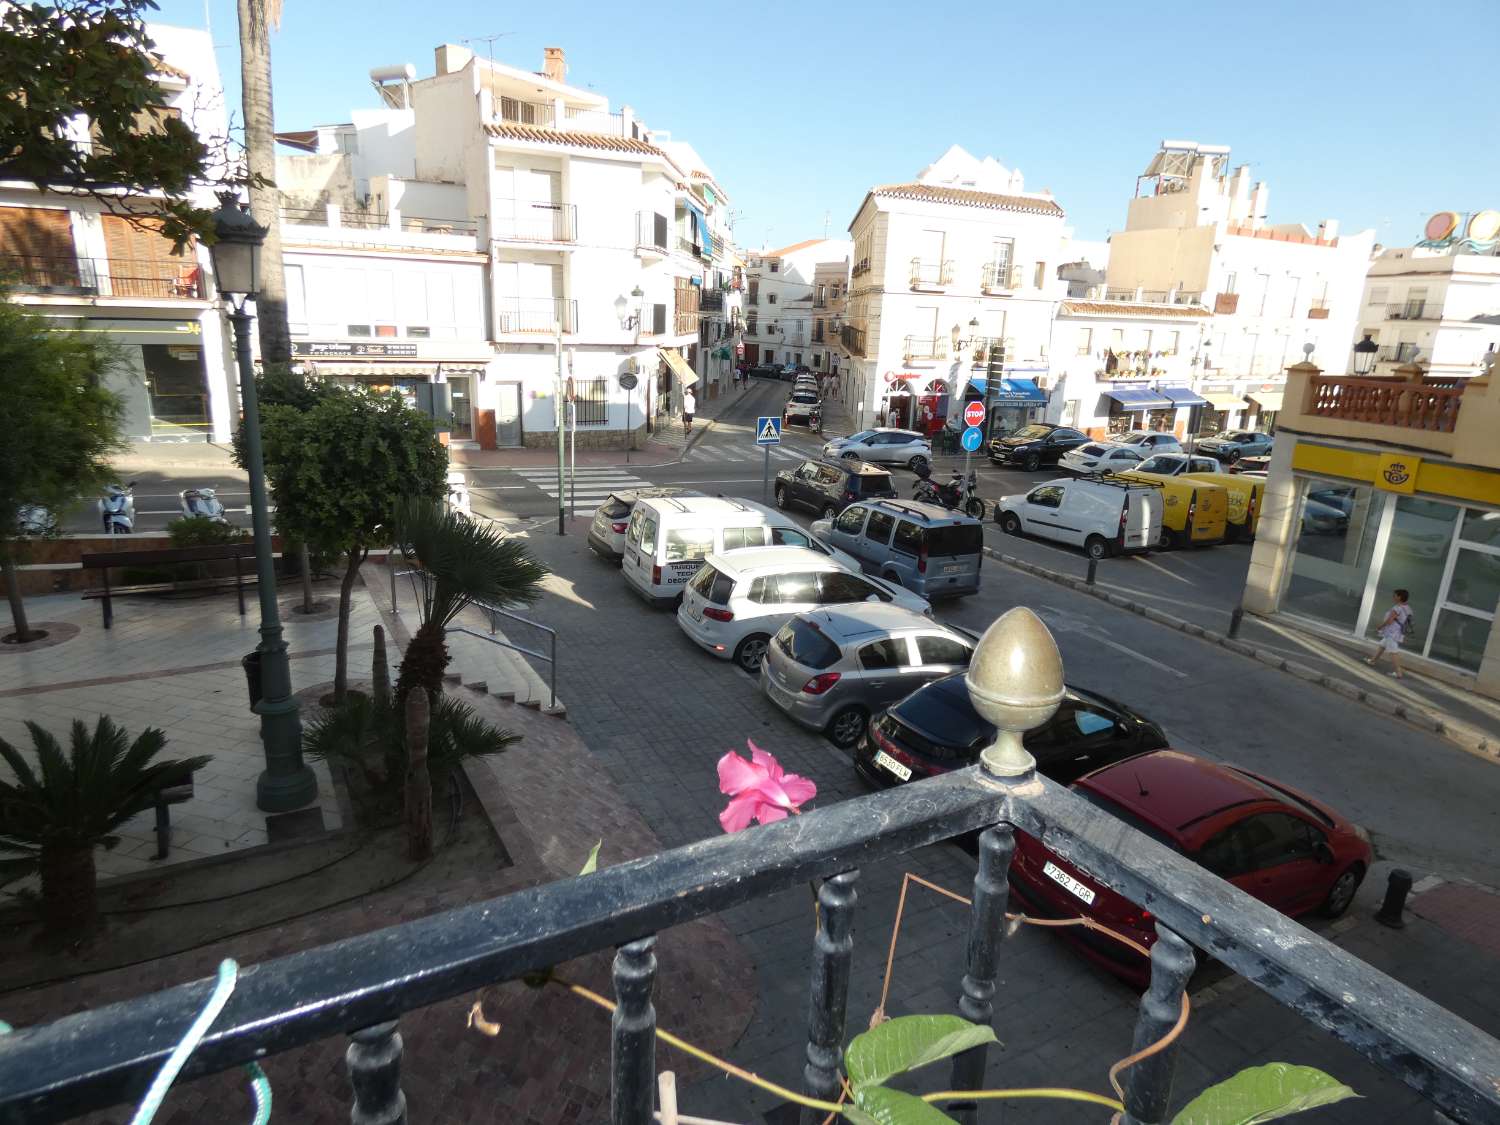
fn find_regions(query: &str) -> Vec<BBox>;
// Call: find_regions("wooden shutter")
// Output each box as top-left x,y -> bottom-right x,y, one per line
0,207 -> 79,287
101,214 -> 185,267
101,215 -> 191,297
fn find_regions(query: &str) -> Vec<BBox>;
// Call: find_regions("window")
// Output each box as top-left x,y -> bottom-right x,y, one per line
1029,485 -> 1065,508
795,353 -> 803,366
664,527 -> 713,563
859,638 -> 908,670
768,293 -> 778,304
819,572 -> 878,604
571,377 -> 608,426
690,566 -> 736,605
834,506 -> 867,534
915,634 -> 970,666
892,520 -> 924,555
640,515 -> 658,550
348,325 -> 372,337
1033,262 -> 1046,289
1076,327 -> 1093,356
774,571 -> 820,605
721,526 -> 766,551
1223,272 -> 1238,295
405,326 -> 431,338
1166,330 -> 1180,355
775,617 -> 840,669
771,526 -> 812,549
770,261 -> 779,272
375,325 -> 398,338
865,510 -> 896,544
1110,327 -> 1125,349
1237,813 -> 1319,870
992,237 -> 1014,274
1367,286 -> 1389,306
1196,824 -> 1252,877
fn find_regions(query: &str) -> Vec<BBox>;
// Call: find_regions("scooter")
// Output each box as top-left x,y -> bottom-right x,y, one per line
98,482 -> 137,534
912,466 -> 985,519
179,486 -> 227,522
446,470 -> 472,520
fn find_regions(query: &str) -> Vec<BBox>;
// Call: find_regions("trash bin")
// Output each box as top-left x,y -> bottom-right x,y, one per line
242,651 -> 263,708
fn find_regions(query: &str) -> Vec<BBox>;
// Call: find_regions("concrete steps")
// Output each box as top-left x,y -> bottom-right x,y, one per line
442,623 -> 567,719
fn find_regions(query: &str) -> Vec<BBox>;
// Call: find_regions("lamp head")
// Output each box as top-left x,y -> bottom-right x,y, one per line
209,191 -> 267,300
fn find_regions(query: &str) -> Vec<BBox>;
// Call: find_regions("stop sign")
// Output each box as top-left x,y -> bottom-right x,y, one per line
963,401 -> 986,427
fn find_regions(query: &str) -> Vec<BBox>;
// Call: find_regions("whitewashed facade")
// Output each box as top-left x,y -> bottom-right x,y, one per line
1355,237 -> 1500,379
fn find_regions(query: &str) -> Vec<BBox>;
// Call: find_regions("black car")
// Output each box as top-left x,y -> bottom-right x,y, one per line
989,423 -> 1090,471
853,672 -> 1167,789
775,459 -> 896,519
747,363 -> 781,379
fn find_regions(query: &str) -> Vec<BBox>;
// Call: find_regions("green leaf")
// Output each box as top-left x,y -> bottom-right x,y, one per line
578,840 -> 601,876
844,1015 -> 998,1091
848,1086 -> 957,1125
1171,1063 -> 1358,1125
840,1106 -> 881,1125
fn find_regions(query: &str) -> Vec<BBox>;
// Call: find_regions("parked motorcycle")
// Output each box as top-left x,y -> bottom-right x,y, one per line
912,466 -> 985,519
179,486 -> 227,522
98,482 -> 138,534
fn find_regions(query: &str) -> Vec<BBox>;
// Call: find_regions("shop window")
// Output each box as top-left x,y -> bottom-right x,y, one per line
406,326 -> 431,338
1428,607 -> 1491,673
348,325 -> 372,336
1369,496 -> 1459,653
1282,483 -> 1387,633
375,325 -> 398,338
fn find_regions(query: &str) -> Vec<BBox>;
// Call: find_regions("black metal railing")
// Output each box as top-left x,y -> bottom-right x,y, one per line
0,254 -> 207,299
1,756 -> 1497,1125
401,214 -> 479,235
493,202 -> 576,242
981,260 -> 1017,291
841,323 -> 866,357
677,235 -> 701,258
635,211 -> 669,252
1386,302 -> 1431,321
904,334 -> 948,360
1379,343 -> 1420,363
699,290 -> 724,312
495,96 -> 556,129
494,296 -> 576,334
909,257 -> 954,287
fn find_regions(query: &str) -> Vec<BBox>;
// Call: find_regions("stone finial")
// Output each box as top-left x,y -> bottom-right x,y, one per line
965,607 -> 1064,778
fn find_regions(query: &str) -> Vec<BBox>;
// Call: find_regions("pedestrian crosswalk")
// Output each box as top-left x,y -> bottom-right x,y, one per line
681,423 -> 828,465
511,467 -> 653,517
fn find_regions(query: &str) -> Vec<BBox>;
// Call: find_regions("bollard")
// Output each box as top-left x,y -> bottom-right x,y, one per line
1086,556 -> 1098,586
1375,869 -> 1413,929
1228,604 -> 1245,639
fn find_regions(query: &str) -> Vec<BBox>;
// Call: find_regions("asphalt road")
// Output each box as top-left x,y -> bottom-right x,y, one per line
59,472 -> 253,534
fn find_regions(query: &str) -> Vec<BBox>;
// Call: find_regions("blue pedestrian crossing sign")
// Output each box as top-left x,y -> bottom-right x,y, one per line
756,416 -> 782,445
961,426 -> 984,452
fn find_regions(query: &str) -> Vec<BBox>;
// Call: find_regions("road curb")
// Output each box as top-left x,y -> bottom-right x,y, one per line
984,546 -> 1497,763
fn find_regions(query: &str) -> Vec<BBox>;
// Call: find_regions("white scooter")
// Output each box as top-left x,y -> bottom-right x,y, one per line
98,482 -> 138,534
179,486 -> 228,523
446,470 -> 472,520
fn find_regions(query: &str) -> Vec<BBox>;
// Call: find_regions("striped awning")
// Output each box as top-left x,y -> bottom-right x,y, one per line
306,363 -> 438,379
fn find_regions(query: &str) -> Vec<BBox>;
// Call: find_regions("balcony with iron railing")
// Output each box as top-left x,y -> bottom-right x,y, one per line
699,290 -> 724,313
492,201 -> 576,243
841,323 -> 866,357
492,97 -> 628,138
1379,343 -> 1421,364
1386,302 -> 1434,321
1,610 -> 1496,1125
635,211 -> 669,255
0,254 -> 207,300
903,334 -> 948,361
495,296 -> 577,335
980,260 -> 1019,292
909,257 -> 954,289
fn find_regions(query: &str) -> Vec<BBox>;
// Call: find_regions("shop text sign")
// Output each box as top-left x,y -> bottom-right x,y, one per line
293,341 -> 419,358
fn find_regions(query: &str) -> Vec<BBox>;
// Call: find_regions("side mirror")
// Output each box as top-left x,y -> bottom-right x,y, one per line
865,593 -> 882,603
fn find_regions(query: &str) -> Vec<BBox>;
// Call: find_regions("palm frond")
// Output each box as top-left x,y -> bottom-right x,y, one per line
392,497 -> 548,629
0,735 -> 41,793
427,697 -> 521,772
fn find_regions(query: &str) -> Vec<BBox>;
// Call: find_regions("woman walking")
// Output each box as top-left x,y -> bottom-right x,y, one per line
1366,588 -> 1413,678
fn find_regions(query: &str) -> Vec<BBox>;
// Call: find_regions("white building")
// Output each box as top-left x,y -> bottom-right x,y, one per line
0,25 -> 236,442
742,238 -> 850,374
843,146 -> 1069,437
274,43 -> 737,449
1354,212 -> 1500,379
1105,140 -> 1374,432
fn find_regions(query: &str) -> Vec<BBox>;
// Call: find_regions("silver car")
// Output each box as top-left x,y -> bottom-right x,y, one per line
759,604 -> 975,747
822,428 -> 932,473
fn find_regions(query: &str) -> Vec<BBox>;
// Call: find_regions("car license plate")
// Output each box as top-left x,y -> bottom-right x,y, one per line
873,750 -> 911,781
942,564 -> 964,575
1043,860 -> 1096,905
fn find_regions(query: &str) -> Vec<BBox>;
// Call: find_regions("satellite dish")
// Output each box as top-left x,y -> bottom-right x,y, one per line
1468,210 -> 1500,243
1424,212 -> 1460,242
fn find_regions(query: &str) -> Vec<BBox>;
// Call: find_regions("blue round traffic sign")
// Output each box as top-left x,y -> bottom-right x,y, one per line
961,426 -> 983,452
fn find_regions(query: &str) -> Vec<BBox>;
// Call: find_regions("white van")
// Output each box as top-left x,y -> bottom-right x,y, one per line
622,496 -> 849,605
994,477 -> 1162,560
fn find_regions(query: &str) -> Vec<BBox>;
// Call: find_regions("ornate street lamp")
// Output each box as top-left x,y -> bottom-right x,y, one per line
1352,333 -> 1379,376
210,192 -> 317,813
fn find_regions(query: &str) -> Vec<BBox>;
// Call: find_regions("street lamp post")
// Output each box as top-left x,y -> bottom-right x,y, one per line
1352,333 -> 1379,376
209,194 -> 317,814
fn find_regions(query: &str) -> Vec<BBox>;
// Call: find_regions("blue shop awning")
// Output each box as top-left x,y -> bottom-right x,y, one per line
1160,386 -> 1208,407
1103,387 -> 1173,409
991,378 -> 1047,403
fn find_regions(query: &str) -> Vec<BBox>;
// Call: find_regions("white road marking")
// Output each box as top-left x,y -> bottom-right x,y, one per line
1087,633 -> 1188,678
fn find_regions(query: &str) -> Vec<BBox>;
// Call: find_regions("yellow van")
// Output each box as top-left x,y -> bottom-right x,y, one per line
1113,471 -> 1229,549
1183,471 -> 1263,542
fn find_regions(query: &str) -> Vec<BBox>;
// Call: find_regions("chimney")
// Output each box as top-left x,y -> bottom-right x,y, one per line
434,44 -> 471,76
1318,219 -> 1339,242
542,47 -> 565,83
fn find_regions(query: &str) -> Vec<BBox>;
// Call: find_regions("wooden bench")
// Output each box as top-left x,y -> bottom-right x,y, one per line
80,543 -> 259,629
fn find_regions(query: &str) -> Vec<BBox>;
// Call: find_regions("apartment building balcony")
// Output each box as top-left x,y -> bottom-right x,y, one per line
841,323 -> 866,357
903,335 -> 948,362
0,254 -> 207,300
851,256 -> 871,278
492,202 -> 577,244
492,97 -> 628,138
699,290 -> 724,313
495,296 -> 577,335
909,257 -> 954,290
1386,302 -> 1435,321
1307,298 -> 1330,319
279,205 -> 481,250
1214,292 -> 1240,314
635,302 -> 670,340
674,309 -> 700,337
635,211 -> 670,257
1379,344 -> 1421,364
980,261 -> 1021,293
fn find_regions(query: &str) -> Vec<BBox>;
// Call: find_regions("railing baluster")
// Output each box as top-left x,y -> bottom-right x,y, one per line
347,1020 -> 407,1125
949,825 -> 1015,1125
803,871 -> 859,1121
612,936 -> 658,1125
1121,924 -> 1196,1125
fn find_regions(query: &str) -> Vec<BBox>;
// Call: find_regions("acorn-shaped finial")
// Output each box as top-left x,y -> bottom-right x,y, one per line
965,607 -> 1064,777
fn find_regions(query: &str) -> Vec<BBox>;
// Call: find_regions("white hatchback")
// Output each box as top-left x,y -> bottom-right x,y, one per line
677,547 -> 931,672
1058,442 -> 1145,476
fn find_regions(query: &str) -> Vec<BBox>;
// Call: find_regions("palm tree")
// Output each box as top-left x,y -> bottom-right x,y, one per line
0,718 -> 210,936
236,0 -> 292,366
391,500 -> 549,705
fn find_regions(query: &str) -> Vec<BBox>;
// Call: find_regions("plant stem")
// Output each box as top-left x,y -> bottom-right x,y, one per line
922,1088 -> 1124,1112
2,552 -> 33,642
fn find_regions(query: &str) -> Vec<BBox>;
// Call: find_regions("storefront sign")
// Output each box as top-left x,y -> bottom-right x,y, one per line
1376,453 -> 1421,494
292,341 -> 419,358
1292,443 -> 1500,507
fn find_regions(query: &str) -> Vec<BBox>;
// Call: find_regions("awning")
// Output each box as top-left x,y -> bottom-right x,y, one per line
1202,391 -> 1246,411
1103,387 -> 1173,409
686,201 -> 712,257
991,378 -> 1047,403
307,363 -> 439,379
1160,386 -> 1208,407
659,347 -> 698,388
1247,389 -> 1284,412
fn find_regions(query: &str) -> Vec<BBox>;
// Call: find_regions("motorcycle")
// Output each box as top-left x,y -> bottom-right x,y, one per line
809,408 -> 823,434
98,482 -> 138,534
912,466 -> 985,519
179,486 -> 228,523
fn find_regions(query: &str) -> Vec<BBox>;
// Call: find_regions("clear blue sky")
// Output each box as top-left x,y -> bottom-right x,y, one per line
152,0 -> 1498,252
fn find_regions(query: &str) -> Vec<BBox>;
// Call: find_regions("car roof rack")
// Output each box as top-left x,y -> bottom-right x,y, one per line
1074,472 -> 1160,490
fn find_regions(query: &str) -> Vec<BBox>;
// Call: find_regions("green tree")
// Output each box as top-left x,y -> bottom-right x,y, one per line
0,717 -> 210,936
0,0 -> 221,247
0,296 -> 126,643
252,386 -> 448,702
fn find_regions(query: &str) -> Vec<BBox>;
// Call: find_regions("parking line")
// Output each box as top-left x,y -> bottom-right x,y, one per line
1087,631 -> 1187,677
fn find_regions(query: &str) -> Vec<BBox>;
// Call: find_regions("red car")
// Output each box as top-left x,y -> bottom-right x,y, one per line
1008,750 -> 1373,985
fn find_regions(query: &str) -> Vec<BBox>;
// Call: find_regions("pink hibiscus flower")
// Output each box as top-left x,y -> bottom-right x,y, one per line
717,741 -> 817,833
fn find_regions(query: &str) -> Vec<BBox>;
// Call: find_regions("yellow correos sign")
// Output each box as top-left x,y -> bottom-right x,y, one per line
1291,443 -> 1500,506
1376,453 -> 1421,494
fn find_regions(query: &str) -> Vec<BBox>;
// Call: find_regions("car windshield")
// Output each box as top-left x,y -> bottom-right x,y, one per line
1077,443 -> 1111,456
1137,456 -> 1181,474
775,617 -> 840,670
1010,425 -> 1052,441
926,523 -> 983,556
856,472 -> 893,493
846,430 -> 874,443
1226,767 -> 1336,827
1072,786 -> 1182,851
791,393 -> 819,404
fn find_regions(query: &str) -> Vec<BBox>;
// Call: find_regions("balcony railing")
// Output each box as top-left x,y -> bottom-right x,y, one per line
903,334 -> 948,360
495,296 -> 576,334
1309,375 -> 1465,433
909,257 -> 954,288
1,612 -> 1497,1125
279,207 -> 479,237
561,105 -> 626,136
635,211 -> 669,253
699,290 -> 724,312
851,257 -> 871,277
677,235 -> 702,258
981,260 -> 1019,292
1386,302 -> 1431,321
674,309 -> 700,336
492,202 -> 576,243
0,254 -> 206,299
1379,344 -> 1421,363
841,323 -> 866,357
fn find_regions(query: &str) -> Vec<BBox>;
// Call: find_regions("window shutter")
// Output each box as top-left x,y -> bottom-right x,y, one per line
0,207 -> 75,259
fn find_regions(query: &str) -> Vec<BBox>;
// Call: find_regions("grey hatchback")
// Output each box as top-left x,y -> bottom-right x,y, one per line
759,605 -> 975,747
813,499 -> 983,598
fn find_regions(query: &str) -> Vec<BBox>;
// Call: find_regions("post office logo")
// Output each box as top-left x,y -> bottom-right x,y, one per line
1383,462 -> 1411,486
1164,495 -> 1180,507
1376,453 -> 1421,494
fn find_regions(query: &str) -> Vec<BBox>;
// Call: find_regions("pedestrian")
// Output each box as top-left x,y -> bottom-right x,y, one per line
886,404 -> 900,429
682,386 -> 696,436
1365,588 -> 1413,678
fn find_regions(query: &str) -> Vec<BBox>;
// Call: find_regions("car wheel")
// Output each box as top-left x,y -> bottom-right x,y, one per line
775,485 -> 789,509
964,497 -> 985,519
1320,863 -> 1364,918
1158,527 -> 1179,550
1022,453 -> 1040,472
1226,448 -> 1241,463
842,451 -> 859,462
1085,535 -> 1109,560
733,633 -> 771,674
826,705 -> 869,749
999,511 -> 1021,535
907,455 -> 930,474
822,504 -> 837,520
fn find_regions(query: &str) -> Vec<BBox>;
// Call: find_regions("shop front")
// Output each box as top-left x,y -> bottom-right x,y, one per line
1247,387 -> 1284,433
68,317 -> 220,441
1100,386 -> 1171,436
1197,389 -> 1245,436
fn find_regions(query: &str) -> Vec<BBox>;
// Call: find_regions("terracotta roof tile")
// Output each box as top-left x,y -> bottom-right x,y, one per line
871,182 -> 1064,217
483,122 -> 665,157
765,238 -> 825,257
148,55 -> 192,81
1059,300 -> 1212,318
